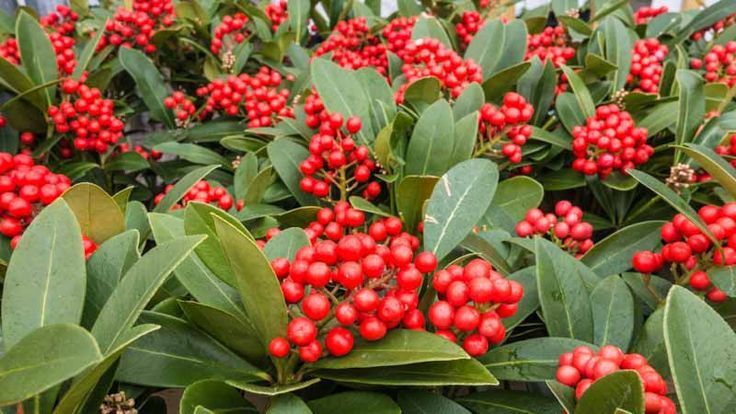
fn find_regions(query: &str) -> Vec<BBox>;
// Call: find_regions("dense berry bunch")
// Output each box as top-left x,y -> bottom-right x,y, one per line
196,67 -> 293,127
476,92 -> 534,164
516,201 -> 594,256
211,13 -> 250,57
268,205 -> 435,362
154,180 -> 239,211
49,32 -> 77,75
265,0 -> 288,32
525,26 -> 575,68
556,345 -> 675,413
428,259 -> 523,356
48,80 -> 125,153
715,134 -> 736,167
314,18 -> 388,75
163,91 -> 196,126
396,39 -> 483,102
0,152 -> 71,245
691,42 -> 736,87
634,6 -> 668,25
381,16 -> 417,60
628,39 -> 668,93
632,204 -> 735,303
40,5 -> 79,35
455,11 -> 483,49
571,104 -> 652,178
117,143 -> 162,161
99,0 -> 175,54
0,38 -> 19,65
299,115 -> 381,200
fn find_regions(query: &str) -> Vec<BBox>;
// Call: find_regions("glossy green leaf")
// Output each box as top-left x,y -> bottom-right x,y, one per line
664,286 -> 736,413
119,47 -> 174,127
313,359 -> 497,386
674,0 -> 736,43
710,266 -> 736,296
460,233 -> 512,276
480,337 -> 595,381
453,82 -> 484,120
0,54 -> 46,111
556,92 -> 587,133
1,200 -> 85,349
180,380 -> 257,414
73,24 -> 106,79
424,159 -> 498,261
397,175 -> 438,234
560,66 -> 595,118
266,394 -> 312,414
450,111 -> 479,166
491,176 -> 544,222
632,308 -> 669,376
90,235 -> 204,354
411,15 -> 452,48
227,378 -> 320,396
598,17 -> 634,91
154,165 -> 219,213
503,267 -> 540,331
154,142 -> 229,167
581,221 -> 664,277
287,0 -> 310,43
264,227 -> 311,261
482,61 -> 532,99
402,77 -> 441,109
680,143 -> 736,199
308,392 -> 399,414
591,275 -> 635,349
268,139 -> 319,206
312,329 -> 468,370
62,183 -> 126,244
117,312 -> 268,387
465,19 -> 527,79
547,381 -> 576,413
540,169 -> 586,191
518,58 -> 557,126
674,70 -> 705,161
535,238 -> 595,342
405,99 -> 454,176
16,11 -> 57,105
397,390 -> 470,414
458,390 -> 560,414
0,324 -> 102,406
530,127 -> 572,149
215,215 -> 288,349
638,101 -> 678,136
575,370 -> 645,414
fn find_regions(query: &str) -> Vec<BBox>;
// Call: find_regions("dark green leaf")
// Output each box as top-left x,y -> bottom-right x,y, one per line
560,66 -> 595,118
16,11 -> 57,105
313,359 -> 497,386
411,15 -> 452,48
180,380 -> 257,414
453,82 -> 484,120
405,99 -> 454,176
591,275 -> 635,349
263,228 -> 310,261
465,19 -> 527,79
581,221 -> 664,277
118,47 -> 174,127
154,165 -> 219,213
575,370 -> 645,414
674,70 -> 705,161
62,183 -> 126,244
458,390 -> 560,414
266,394 -> 312,414
397,175 -> 438,234
308,392 -> 399,414
482,62 -> 532,98
268,139 -> 319,206
154,142 -> 229,167
449,112 -> 479,166
397,390 -> 470,414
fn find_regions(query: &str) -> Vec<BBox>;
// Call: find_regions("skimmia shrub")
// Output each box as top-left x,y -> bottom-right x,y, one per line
0,1 -> 736,413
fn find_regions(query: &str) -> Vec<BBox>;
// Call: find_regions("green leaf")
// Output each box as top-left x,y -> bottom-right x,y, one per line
680,143 -> 736,199
308,392 -> 399,414
402,77 -> 441,109
491,176 -> 544,222
312,329 -> 468,370
73,24 -> 106,79
424,159 -> 499,261
117,312 -> 268,387
153,165 -> 219,213
53,324 -> 159,414
674,0 -> 736,43
1,200 -> 85,349
530,127 -> 572,149
266,394 -> 312,414
411,15 -> 452,48
263,228 -> 310,261
234,152 -> 258,201
90,235 -> 204,354
62,183 -> 126,244
460,233 -> 512,276
154,142 -> 229,167
581,221 -> 664,277
149,213 -> 244,318
504,266 -> 541,331
598,17 -> 634,91
540,169 -> 586,191
631,308 -> 669,376
518,58 -> 557,126
215,215 -> 288,350
664,286 -> 736,413
179,300 -> 263,362
638,101 -> 679,136
450,111 -> 479,166
480,337 -> 595,381
287,0 -> 310,43
465,19 -> 527,79
575,370 -> 645,414
0,55 -> 47,111
16,11 -> 58,105
556,92 -> 587,133
349,196 -> 390,217
105,152 -> 150,172
313,359 -> 497,386
547,380 -> 576,413
397,390 -> 470,414
227,378 -> 320,396
453,82 -> 484,120
118,47 -> 174,128
457,390 -> 560,414
83,230 -> 140,328
243,167 -> 275,205
267,139 -> 319,206
482,61 -> 532,99
674,70 -> 705,161
405,99 -> 454,176
710,266 -> 736,296
312,59 -> 373,143
535,238 -> 595,342
0,324 -> 102,406
397,176 -> 438,234
561,66 -> 595,118
591,275 -> 635,349
180,380 -> 257,414
398,0 -> 422,16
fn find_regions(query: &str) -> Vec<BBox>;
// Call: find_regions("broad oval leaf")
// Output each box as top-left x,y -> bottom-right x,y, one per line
453,82 -> 484,120
575,370 -> 645,414
631,308 -> 669,376
0,324 -> 102,406
62,182 -> 126,244
710,266 -> 736,297
491,176 -> 544,222
424,159 -> 499,261
398,390 -> 470,414
313,359 -> 497,386
581,221 -> 664,277
263,227 -> 310,261
16,11 -> 57,105
267,394 -> 312,414
267,138 -> 320,206
674,70 -> 705,160
680,143 -> 736,199
411,15 -> 452,48
405,99 -> 454,176
118,47 -> 174,127
227,378 -> 320,396
465,19 -> 527,79
308,392 -> 400,414
458,390 -> 560,414
397,175 -> 439,234
180,380 -> 257,414
664,286 -> 736,413
1,200 -> 85,349
450,111 -> 479,166
591,275 -> 635,349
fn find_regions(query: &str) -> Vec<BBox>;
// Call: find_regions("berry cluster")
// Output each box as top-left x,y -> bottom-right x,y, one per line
690,42 -> 736,87
196,67 -> 293,128
299,114 -> 381,200
99,0 -> 175,54
40,5 -> 78,35
634,6 -> 668,25
476,92 -> 534,164
455,11 -> 483,49
515,201 -> 594,256
0,38 -> 19,65
117,143 -> 162,161
154,180 -> 241,211
163,91 -> 196,126
265,0 -> 288,32
628,39 -> 668,94
692,14 -> 736,41
268,205 -> 435,362
525,26 -> 575,68
571,104 -> 652,178
395,39 -> 483,102
210,13 -> 250,57
0,152 -> 71,246
632,204 -> 735,303
48,80 -> 125,153
428,259 -> 523,356
49,32 -> 77,75
381,16 -> 417,60
556,345 -> 675,414
715,134 -> 736,168
314,18 -> 388,75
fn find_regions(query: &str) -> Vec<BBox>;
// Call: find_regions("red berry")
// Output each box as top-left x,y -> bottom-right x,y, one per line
268,337 -> 290,358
